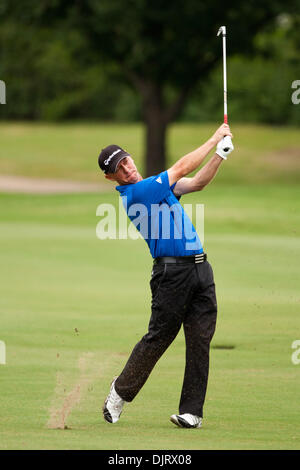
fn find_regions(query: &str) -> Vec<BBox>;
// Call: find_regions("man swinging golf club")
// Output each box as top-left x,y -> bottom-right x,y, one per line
98,121 -> 233,428
99,26 -> 234,429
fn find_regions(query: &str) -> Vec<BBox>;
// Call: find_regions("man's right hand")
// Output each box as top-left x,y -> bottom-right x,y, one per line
211,123 -> 233,145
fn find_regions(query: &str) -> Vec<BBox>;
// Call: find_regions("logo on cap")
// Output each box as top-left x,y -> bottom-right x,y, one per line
104,149 -> 122,166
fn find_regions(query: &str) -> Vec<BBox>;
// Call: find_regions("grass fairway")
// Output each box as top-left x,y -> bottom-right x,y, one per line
0,122 -> 300,184
0,123 -> 300,449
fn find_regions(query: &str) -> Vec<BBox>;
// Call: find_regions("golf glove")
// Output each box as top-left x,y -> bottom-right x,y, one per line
216,135 -> 234,160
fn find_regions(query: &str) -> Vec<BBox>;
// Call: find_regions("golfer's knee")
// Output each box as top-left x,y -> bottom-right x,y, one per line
143,326 -> 178,347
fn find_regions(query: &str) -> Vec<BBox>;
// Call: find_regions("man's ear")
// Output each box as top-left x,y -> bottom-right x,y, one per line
105,174 -> 115,181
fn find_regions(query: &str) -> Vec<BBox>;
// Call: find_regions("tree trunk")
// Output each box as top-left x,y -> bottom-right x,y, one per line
137,81 -> 167,176
128,74 -> 191,177
144,109 -> 167,176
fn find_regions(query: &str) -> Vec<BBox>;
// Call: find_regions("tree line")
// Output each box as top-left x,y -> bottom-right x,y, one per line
0,1 -> 299,174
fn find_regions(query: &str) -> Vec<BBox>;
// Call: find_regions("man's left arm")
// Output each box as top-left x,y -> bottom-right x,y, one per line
173,153 -> 224,196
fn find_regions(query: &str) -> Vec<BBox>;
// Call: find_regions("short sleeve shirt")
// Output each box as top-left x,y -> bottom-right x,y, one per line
116,171 -> 203,258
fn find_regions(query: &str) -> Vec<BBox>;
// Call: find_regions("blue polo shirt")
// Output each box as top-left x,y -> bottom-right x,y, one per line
116,171 -> 203,258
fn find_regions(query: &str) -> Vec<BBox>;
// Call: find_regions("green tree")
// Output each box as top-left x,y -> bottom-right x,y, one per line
2,0 -> 298,174
182,14 -> 300,125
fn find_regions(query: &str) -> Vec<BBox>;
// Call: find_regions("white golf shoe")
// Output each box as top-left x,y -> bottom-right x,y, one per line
170,413 -> 202,429
102,378 -> 125,423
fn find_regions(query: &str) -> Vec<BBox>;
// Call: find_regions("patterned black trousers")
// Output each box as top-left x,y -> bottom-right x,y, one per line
115,260 -> 218,417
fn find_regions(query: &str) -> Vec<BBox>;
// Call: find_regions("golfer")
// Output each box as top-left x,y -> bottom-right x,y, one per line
98,123 -> 233,428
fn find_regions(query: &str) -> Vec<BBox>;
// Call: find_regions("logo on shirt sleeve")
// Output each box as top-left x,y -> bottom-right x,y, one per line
156,176 -> 162,184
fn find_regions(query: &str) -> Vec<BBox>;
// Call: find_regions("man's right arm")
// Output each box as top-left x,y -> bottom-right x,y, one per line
167,123 -> 232,186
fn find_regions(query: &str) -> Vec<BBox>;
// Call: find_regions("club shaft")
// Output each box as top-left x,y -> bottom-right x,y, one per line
222,32 -> 228,123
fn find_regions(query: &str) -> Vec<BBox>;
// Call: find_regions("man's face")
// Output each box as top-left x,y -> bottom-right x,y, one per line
105,156 -> 142,185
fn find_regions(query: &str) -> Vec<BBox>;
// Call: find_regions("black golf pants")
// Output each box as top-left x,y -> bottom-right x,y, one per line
115,260 -> 218,417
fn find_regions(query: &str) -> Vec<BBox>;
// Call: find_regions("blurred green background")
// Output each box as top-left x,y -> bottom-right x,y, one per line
1,9 -> 300,125
0,0 -> 299,451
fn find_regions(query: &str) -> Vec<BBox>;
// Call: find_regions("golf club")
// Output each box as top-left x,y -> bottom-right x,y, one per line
217,25 -> 233,153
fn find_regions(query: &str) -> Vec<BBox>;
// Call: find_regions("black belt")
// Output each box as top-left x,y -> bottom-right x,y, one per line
154,253 -> 207,265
